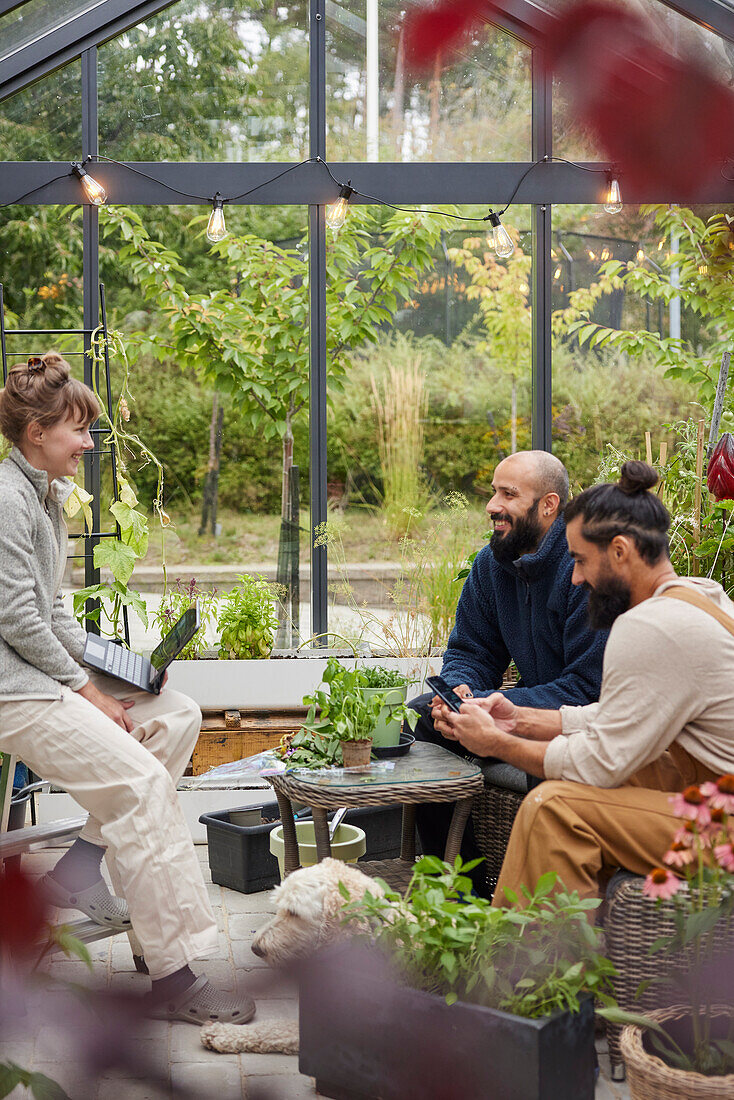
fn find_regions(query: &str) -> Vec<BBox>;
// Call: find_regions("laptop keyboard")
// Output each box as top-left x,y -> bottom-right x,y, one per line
104,645 -> 144,684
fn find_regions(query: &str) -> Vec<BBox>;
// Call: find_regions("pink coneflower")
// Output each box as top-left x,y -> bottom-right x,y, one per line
643,867 -> 682,901
701,775 -> 734,815
672,821 -> 697,847
714,841 -> 734,873
670,786 -> 711,827
663,840 -> 696,869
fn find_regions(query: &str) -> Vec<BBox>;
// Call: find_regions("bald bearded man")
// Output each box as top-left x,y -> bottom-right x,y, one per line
409,452 -> 608,889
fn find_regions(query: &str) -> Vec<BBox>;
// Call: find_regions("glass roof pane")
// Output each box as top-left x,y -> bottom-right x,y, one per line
98,0 -> 308,162
0,58 -> 81,158
554,0 -> 734,160
326,1 -> 531,162
0,0 -> 107,64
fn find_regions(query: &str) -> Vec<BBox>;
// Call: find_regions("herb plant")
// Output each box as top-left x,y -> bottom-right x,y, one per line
217,573 -> 280,659
152,577 -> 218,660
358,666 -> 410,689
274,658 -> 418,768
347,857 -> 616,1019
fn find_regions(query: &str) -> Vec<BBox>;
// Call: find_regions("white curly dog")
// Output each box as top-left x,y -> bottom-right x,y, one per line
200,859 -> 383,1055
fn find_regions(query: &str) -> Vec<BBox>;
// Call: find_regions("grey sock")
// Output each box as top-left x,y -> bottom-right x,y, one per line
151,966 -> 196,1005
50,838 -> 105,891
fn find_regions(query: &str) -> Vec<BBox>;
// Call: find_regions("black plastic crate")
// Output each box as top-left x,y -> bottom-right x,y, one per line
199,800 -> 407,894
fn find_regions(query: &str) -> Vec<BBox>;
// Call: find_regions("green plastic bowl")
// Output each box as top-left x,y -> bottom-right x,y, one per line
269,821 -> 366,879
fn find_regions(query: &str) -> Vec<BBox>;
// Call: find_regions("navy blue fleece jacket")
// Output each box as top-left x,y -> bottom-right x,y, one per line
440,517 -> 607,708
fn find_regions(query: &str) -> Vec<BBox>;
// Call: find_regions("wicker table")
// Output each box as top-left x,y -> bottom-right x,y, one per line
267,741 -> 483,893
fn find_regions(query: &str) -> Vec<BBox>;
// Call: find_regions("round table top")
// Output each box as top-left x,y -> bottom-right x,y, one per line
268,740 -> 483,808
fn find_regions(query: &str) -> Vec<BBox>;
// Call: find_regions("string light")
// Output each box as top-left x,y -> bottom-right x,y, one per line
71,162 -> 107,205
603,174 -> 623,214
486,211 -> 514,258
636,248 -> 645,262
325,182 -> 354,231
206,193 -> 227,243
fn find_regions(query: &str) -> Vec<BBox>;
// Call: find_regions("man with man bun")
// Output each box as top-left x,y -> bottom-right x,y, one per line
435,461 -> 734,904
410,450 -> 608,881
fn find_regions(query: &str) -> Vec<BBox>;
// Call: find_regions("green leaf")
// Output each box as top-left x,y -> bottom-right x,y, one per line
0,1065 -> 23,1099
27,1072 -> 72,1100
93,539 -> 137,586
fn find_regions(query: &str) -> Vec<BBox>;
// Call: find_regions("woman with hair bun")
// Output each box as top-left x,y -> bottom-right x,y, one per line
0,354 -> 255,1024
430,460 -> 734,907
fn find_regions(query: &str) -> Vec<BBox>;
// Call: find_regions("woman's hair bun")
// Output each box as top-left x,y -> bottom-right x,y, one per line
619,460 -> 658,495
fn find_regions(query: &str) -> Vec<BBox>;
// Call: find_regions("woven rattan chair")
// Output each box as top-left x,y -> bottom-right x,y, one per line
604,873 -> 734,1081
470,762 -> 527,898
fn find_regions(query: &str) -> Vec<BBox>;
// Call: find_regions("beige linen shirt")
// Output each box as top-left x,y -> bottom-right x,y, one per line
544,577 -> 734,786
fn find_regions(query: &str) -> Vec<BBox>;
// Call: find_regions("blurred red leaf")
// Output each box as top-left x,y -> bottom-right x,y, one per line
403,0 -> 490,72
0,865 -> 47,958
707,434 -> 734,501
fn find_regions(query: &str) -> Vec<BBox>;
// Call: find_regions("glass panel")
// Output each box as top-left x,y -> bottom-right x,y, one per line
0,60 -> 81,159
550,203 -> 701,493
324,202 -> 532,653
99,0 -> 308,162
0,203 -> 82,329
326,2 -> 531,161
280,740 -> 481,788
0,0 -> 105,62
554,0 -> 734,159
90,203 -> 309,651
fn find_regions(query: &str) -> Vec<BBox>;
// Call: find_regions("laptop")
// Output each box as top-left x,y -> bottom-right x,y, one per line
83,604 -> 201,694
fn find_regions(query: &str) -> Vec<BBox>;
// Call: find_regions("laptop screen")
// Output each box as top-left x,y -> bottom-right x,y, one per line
149,605 -> 200,672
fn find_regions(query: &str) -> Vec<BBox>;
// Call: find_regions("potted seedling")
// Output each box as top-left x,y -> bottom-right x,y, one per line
217,573 -> 280,659
357,665 -> 413,747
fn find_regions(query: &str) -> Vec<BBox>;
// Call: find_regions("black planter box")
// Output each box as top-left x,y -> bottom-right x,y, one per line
298,943 -> 596,1100
199,801 -> 407,894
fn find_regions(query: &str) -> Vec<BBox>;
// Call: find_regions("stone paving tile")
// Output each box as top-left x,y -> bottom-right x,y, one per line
227,913 -> 273,941
234,967 -> 299,1001
198,959 -> 237,988
222,890 -> 277,915
245,1075 -> 318,1099
30,1061 -> 97,1100
170,1059 -> 244,1099
97,1077 -> 171,1099
238,1052 -> 301,1077
0,1039 -> 34,1066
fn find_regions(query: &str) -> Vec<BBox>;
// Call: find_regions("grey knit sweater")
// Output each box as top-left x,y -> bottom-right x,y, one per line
0,447 -> 89,699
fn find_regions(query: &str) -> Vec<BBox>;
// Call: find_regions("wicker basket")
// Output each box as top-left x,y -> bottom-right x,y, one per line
621,1004 -> 734,1099
470,782 -> 525,898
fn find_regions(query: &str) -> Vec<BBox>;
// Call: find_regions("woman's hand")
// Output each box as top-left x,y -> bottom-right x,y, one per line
76,681 -> 135,732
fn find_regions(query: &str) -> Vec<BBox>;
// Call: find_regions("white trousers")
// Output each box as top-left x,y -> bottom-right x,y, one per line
0,671 -> 218,978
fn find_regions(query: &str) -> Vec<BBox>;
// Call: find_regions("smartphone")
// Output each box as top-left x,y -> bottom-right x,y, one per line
426,675 -> 466,714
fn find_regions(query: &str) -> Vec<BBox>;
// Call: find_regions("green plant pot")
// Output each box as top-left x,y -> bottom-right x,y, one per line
359,686 -> 407,747
269,822 -> 366,880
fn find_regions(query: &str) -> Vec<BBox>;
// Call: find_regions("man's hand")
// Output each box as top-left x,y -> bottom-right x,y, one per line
76,681 -> 135,732
430,684 -> 473,740
437,704 -> 506,757
472,692 -> 519,734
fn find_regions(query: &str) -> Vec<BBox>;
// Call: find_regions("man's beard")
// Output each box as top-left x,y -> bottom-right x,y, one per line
490,499 -> 545,563
586,574 -> 632,629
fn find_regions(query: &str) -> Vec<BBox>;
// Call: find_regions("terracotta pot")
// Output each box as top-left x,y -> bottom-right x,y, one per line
621,1004 -> 734,1099
340,739 -> 373,768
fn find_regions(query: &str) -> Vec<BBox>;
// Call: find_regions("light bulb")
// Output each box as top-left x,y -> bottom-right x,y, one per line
71,162 -> 107,205
325,182 -> 354,231
636,248 -> 645,263
486,211 -> 514,258
206,194 -> 228,243
604,176 -> 622,213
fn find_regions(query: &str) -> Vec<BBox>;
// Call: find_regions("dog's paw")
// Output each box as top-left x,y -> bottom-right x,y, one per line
200,1019 -> 300,1054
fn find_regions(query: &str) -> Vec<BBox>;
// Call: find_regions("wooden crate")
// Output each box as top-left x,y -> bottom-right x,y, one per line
191,707 -> 307,775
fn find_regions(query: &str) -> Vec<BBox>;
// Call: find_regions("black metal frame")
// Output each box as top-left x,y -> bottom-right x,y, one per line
2,0 -> 733,639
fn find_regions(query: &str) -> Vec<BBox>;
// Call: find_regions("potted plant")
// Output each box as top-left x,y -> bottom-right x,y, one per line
356,665 -> 413,747
290,659 -> 418,768
152,577 -> 219,660
608,776 -> 734,1098
217,573 -> 281,659
298,858 -> 615,1099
